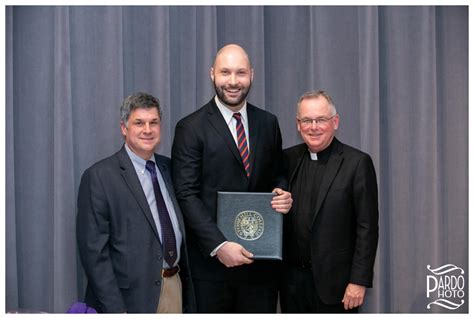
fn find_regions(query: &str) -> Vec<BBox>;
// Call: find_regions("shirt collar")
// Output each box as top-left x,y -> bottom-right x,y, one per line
308,139 -> 334,161
309,152 -> 318,161
214,96 -> 248,125
125,143 -> 155,172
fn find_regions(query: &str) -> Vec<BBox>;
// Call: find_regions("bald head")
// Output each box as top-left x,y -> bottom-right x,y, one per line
210,44 -> 254,110
213,44 -> 252,69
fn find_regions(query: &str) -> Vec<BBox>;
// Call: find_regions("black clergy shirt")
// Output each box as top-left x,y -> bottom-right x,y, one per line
286,140 -> 334,266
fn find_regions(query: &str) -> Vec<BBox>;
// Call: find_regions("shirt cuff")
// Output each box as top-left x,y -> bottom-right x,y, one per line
210,241 -> 228,257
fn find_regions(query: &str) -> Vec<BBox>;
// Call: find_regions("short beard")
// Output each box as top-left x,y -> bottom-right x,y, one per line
213,81 -> 252,107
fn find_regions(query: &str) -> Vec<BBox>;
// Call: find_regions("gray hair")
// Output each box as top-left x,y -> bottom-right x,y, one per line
120,92 -> 162,125
297,90 -> 337,116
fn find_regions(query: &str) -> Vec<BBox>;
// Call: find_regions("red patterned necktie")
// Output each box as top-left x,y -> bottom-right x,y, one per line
233,112 -> 250,177
145,160 -> 177,266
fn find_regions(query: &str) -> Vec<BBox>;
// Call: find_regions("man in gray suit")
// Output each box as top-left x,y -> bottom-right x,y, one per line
76,92 -> 195,313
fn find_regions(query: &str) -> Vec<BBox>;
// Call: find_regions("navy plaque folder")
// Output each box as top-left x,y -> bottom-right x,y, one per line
217,192 -> 283,260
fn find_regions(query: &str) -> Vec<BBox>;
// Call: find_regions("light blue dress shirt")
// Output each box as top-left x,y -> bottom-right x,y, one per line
125,144 -> 182,268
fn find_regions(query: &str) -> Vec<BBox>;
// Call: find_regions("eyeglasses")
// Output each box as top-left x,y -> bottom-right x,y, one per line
297,114 -> 336,127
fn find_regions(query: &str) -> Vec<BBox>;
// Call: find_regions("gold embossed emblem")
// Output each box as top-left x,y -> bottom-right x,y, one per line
234,210 -> 264,241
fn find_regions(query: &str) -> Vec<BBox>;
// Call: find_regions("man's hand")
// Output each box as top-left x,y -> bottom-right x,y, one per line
341,283 -> 366,310
216,242 -> 254,267
271,188 -> 293,214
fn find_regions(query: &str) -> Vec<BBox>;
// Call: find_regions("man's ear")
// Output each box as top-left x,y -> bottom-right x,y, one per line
120,121 -> 127,137
210,67 -> 215,81
333,114 -> 340,130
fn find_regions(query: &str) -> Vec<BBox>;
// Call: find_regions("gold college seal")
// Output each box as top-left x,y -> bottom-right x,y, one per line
234,210 -> 264,240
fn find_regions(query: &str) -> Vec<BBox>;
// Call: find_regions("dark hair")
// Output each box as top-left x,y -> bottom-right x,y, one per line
120,92 -> 162,125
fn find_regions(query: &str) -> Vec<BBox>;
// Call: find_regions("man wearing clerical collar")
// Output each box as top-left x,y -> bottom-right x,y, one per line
282,90 -> 379,313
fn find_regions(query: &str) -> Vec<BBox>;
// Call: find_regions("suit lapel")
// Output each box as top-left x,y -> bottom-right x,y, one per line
247,104 -> 259,179
311,139 -> 344,225
117,146 -> 160,240
288,144 -> 308,188
206,100 -> 247,173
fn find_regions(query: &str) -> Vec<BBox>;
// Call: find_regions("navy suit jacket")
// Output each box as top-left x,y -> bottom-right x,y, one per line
172,99 -> 287,282
284,138 -> 379,304
76,145 -> 195,313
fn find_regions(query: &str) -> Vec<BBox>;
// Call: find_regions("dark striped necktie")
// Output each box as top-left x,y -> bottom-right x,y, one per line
233,112 -> 250,177
145,160 -> 177,266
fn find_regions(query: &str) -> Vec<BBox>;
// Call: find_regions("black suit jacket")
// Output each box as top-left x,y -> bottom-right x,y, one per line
76,146 -> 195,313
172,99 -> 287,282
284,138 -> 379,304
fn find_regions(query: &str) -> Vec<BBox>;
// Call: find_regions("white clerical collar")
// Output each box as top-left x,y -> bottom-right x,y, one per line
309,151 -> 318,161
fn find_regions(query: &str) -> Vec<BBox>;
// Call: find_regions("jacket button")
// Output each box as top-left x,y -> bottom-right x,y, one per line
157,254 -> 162,260
155,280 -> 160,286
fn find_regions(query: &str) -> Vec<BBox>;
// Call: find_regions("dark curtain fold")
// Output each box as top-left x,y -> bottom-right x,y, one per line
5,5 -> 468,313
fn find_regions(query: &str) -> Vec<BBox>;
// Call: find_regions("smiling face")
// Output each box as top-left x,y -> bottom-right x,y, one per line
297,96 -> 339,153
120,107 -> 161,160
210,44 -> 254,111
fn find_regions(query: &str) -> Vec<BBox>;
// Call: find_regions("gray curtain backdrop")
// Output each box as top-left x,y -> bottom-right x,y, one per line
6,6 -> 468,313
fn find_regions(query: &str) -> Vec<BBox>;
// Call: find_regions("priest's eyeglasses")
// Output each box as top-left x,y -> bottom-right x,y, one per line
297,114 -> 336,127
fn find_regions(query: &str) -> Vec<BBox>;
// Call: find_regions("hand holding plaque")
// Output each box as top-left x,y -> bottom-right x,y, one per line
217,192 -> 283,260
216,242 -> 254,267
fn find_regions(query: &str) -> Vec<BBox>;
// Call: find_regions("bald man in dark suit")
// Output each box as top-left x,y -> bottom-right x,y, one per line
172,44 -> 292,313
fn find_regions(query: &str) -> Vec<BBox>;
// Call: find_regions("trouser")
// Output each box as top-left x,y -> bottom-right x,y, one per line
157,271 -> 182,313
280,264 -> 358,313
193,278 -> 278,313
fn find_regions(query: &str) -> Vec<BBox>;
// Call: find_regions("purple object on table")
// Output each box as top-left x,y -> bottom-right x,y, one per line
66,302 -> 97,313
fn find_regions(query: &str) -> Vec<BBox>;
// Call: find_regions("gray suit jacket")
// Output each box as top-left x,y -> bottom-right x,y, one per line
76,145 -> 195,313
